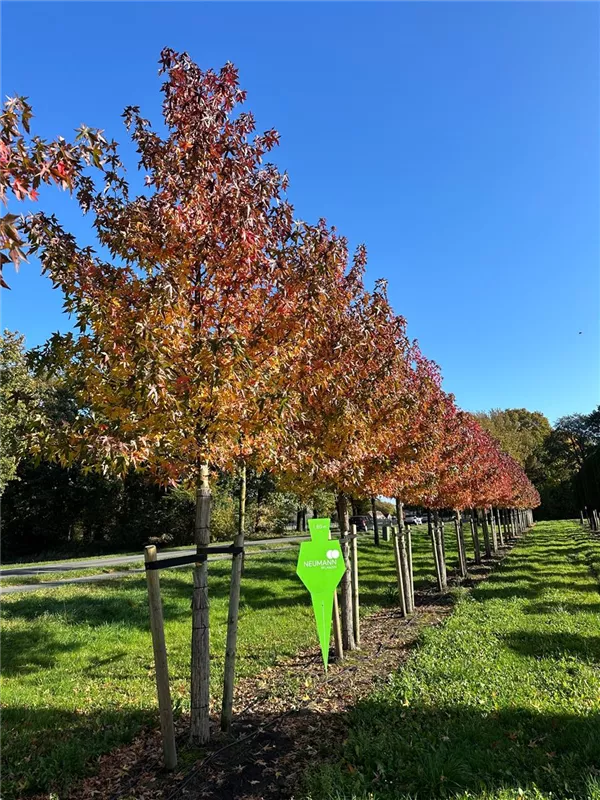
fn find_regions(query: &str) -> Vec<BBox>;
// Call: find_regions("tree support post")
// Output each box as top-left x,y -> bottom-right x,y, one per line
329,526 -> 344,660
481,508 -> 492,558
395,498 -> 414,613
221,464 -> 246,732
489,507 -> 499,554
350,523 -> 360,646
406,525 -> 414,601
471,509 -> 482,565
432,510 -> 447,590
337,493 -> 356,651
496,508 -> 504,547
145,546 -> 177,770
454,510 -> 468,578
393,527 -> 407,617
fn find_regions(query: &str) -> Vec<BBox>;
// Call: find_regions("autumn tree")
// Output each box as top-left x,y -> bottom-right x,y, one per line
24,48 -> 321,743
474,408 -> 551,470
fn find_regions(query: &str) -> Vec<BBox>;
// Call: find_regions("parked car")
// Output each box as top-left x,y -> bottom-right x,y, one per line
349,515 -> 369,532
404,515 -> 423,526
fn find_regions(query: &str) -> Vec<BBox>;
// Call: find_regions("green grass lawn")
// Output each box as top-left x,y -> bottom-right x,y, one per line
1,525 -> 459,799
0,562 -> 145,586
303,521 -> 600,800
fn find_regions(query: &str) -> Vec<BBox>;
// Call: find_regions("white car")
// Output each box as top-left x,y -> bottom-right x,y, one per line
404,515 -> 423,526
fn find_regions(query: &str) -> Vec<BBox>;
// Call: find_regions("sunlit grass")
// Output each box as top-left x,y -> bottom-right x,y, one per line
303,521 -> 600,800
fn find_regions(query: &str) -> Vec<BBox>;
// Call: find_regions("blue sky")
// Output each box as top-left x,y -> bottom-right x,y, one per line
2,1 -> 598,424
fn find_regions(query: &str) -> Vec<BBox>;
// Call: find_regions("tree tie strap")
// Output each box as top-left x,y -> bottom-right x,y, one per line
145,544 -> 244,570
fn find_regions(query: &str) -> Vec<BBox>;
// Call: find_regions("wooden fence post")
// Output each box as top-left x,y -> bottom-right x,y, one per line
145,546 -> 177,770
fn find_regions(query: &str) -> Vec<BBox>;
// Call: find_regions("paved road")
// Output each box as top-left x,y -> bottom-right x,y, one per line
0,536 -> 312,595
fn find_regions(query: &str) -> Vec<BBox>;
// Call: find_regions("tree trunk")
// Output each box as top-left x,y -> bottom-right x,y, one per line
190,463 -> 211,744
433,510 -> 447,590
496,508 -> 504,546
395,498 -> 414,613
471,509 -> 481,565
371,495 -> 380,546
481,508 -> 492,558
221,464 -> 246,732
454,510 -> 468,578
296,507 -> 302,532
489,508 -> 498,554
336,493 -> 355,651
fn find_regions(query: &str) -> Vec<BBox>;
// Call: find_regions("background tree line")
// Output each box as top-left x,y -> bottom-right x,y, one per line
2,330 -> 595,559
475,406 -> 600,520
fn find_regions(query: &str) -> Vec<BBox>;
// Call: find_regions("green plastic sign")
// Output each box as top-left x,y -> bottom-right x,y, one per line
296,518 -> 346,670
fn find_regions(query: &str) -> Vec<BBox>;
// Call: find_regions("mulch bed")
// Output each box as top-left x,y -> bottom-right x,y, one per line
39,544 -> 518,800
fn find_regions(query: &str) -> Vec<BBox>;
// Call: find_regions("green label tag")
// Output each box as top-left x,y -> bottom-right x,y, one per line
296,518 -> 346,670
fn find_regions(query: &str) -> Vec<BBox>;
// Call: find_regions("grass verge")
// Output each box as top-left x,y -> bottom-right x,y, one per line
303,521 -> 600,800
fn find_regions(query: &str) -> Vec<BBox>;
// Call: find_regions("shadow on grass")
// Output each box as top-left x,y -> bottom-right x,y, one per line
525,600 -> 600,615
1,705 -> 154,800
302,702 -> 600,799
506,630 -> 600,663
1,628 -> 82,676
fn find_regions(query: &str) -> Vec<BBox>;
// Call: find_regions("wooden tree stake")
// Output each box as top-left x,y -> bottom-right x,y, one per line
393,528 -> 407,617
144,546 -> 177,770
350,523 -> 360,647
221,463 -> 246,732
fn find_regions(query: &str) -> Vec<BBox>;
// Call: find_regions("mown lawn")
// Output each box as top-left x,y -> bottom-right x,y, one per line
0,562 -> 145,586
1,524 -> 460,799
304,521 -> 600,800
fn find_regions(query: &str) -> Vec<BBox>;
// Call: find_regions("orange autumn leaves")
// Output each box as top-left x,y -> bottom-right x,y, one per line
11,48 -> 538,511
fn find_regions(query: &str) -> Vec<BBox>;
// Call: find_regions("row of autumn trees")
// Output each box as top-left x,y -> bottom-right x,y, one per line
2,49 -> 539,743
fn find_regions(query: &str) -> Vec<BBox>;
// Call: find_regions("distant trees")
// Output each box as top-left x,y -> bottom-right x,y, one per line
0,331 -> 40,490
474,408 -> 552,471
475,406 -> 600,519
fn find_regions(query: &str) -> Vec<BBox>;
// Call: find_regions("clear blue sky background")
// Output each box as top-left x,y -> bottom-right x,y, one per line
2,1 -> 598,424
